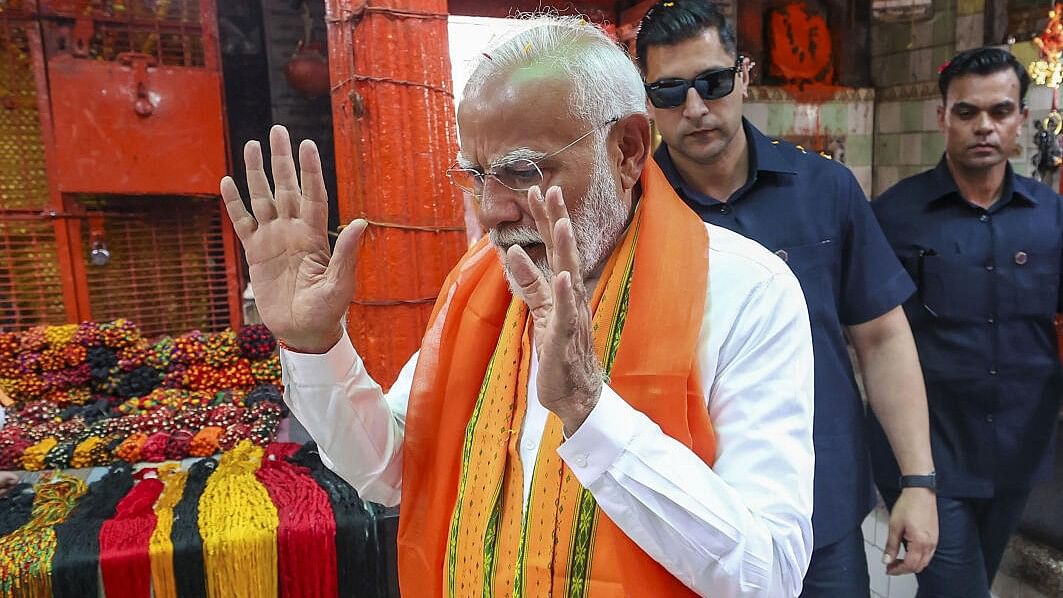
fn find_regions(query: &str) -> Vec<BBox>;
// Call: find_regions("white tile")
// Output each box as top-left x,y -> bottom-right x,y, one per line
851,166 -> 873,198
877,102 -> 901,134
849,101 -> 874,135
866,541 -> 891,597
922,98 -> 941,132
874,505 -> 892,551
743,103 -> 770,132
1028,86 -> 1055,112
888,572 -> 919,598
901,133 -> 924,165
861,512 -> 878,547
793,104 -> 820,135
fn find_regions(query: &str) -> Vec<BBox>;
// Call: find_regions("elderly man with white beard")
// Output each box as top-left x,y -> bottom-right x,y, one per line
221,16 -> 815,598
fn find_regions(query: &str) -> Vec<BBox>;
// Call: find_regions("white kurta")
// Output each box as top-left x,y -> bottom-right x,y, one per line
281,224 -> 816,597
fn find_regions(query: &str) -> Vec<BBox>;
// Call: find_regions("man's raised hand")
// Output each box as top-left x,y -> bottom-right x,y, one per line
220,125 -> 367,353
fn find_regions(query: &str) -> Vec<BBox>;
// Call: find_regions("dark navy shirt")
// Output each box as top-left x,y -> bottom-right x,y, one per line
656,119 -> 916,547
871,158 -> 1063,498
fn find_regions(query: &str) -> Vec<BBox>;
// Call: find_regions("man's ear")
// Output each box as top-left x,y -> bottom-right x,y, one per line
613,114 -> 651,191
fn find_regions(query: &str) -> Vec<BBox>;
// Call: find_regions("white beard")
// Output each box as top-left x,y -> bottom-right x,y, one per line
489,146 -> 628,297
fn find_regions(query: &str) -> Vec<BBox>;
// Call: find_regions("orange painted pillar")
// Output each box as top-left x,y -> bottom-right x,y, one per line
325,0 -> 467,386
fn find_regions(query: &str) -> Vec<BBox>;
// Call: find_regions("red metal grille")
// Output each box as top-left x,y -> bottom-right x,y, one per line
0,220 -> 66,330
77,196 -> 231,338
0,1 -> 36,18
0,22 -> 48,210
0,20 -> 66,331
40,0 -> 206,67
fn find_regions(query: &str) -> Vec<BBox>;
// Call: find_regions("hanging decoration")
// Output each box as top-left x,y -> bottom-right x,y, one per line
1030,3 -> 1063,88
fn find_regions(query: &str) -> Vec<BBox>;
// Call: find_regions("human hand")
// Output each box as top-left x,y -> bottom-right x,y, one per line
883,488 -> 938,575
506,186 -> 602,435
221,125 -> 367,353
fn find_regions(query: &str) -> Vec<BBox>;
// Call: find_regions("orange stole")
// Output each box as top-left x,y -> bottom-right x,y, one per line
398,158 -> 717,596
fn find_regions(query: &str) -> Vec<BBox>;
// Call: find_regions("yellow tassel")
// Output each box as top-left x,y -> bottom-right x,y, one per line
198,440 -> 279,598
0,474 -> 86,598
149,463 -> 188,598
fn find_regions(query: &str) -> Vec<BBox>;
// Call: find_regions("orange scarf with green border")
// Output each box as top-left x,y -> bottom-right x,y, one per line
398,158 -> 716,596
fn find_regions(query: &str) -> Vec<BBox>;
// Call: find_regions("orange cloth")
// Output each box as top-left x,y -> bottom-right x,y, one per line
398,158 -> 717,596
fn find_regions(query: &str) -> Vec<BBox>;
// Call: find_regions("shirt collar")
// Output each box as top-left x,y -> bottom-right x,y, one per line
927,156 -> 1038,208
653,118 -> 798,203
744,119 -> 798,175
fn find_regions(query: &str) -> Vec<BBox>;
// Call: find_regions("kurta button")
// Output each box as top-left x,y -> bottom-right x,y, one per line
775,249 -> 789,262
1015,251 -> 1029,265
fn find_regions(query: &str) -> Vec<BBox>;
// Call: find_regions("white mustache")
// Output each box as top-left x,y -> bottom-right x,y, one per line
490,227 -> 543,249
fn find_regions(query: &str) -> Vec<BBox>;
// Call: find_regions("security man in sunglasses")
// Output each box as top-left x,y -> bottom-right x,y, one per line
872,48 -> 1063,598
636,2 -> 938,596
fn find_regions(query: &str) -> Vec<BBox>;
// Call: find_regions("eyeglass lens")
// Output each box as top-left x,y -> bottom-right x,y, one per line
447,159 -> 543,196
648,67 -> 737,109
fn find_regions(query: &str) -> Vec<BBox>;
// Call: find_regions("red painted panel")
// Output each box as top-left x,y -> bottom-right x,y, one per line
47,55 -> 226,195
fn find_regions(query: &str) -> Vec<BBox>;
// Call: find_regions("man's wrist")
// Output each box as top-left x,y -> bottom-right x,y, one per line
557,391 -> 601,436
278,326 -> 345,355
899,470 -> 937,492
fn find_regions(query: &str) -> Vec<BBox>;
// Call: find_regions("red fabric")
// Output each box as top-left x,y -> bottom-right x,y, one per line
256,442 -> 339,598
99,476 -> 165,598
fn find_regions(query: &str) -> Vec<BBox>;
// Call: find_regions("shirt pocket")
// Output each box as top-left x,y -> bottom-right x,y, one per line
775,239 -> 836,321
775,239 -> 835,276
919,254 -> 992,322
1002,245 -> 1060,318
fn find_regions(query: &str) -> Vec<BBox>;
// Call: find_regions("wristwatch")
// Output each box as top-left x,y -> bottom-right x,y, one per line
899,471 -> 936,491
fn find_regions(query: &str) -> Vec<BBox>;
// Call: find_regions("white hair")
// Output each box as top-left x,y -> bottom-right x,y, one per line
462,15 -> 647,127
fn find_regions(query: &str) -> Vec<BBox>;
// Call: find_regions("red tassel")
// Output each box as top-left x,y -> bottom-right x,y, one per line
256,442 -> 339,598
99,473 -> 165,598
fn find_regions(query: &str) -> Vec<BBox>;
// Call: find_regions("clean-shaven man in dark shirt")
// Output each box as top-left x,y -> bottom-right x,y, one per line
635,2 -> 938,596
872,47 -> 1063,598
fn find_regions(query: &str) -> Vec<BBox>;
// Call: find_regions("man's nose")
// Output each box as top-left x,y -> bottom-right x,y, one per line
682,87 -> 710,120
974,111 -> 993,134
475,182 -> 525,231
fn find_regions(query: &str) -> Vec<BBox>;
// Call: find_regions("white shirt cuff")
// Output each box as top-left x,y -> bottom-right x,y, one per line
280,328 -> 360,385
557,384 -> 646,487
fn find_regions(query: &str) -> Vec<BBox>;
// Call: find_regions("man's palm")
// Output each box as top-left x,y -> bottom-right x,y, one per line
221,125 -> 366,352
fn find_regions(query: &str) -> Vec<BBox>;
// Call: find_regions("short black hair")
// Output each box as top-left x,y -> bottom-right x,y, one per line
938,47 -> 1030,105
635,0 -> 737,75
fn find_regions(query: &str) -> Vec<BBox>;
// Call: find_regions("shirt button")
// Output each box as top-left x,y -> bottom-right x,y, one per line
522,439 -> 536,452
985,263 -> 995,271
719,205 -> 732,215
989,368 -> 998,376
986,414 -> 995,423
979,214 -> 990,223
987,317 -> 996,324
775,249 -> 789,262
571,454 -> 588,468
1014,251 -> 1029,265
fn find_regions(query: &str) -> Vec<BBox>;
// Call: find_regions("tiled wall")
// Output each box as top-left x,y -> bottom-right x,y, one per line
745,92 -> 875,196
867,0 -> 985,196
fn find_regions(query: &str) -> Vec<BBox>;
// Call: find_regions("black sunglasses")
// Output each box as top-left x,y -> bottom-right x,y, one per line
645,59 -> 742,109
